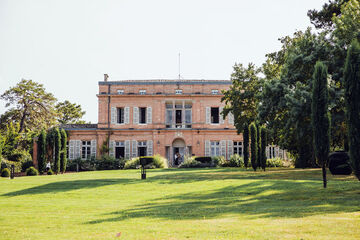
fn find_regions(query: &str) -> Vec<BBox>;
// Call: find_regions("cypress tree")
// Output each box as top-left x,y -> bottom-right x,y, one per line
250,122 -> 258,171
54,128 -> 61,174
344,39 -> 360,181
312,61 -> 330,188
256,123 -> 261,169
243,123 -> 250,168
60,129 -> 67,173
37,130 -> 47,173
260,127 -> 267,171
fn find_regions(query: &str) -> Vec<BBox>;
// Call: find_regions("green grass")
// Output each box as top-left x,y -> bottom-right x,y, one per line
0,168 -> 359,240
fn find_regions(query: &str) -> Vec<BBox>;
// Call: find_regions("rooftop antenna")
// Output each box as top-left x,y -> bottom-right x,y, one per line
178,52 -> 181,80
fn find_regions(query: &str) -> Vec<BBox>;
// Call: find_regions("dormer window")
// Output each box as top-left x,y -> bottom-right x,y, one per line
175,89 -> 183,95
117,90 -> 124,95
211,89 -> 219,95
139,90 -> 146,95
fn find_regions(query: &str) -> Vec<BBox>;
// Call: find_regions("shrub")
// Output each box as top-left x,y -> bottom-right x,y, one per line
124,157 -> 140,169
152,154 -> 168,168
96,155 -> 120,170
179,158 -> 201,168
194,157 -> 212,163
47,169 -> 54,175
266,158 -> 284,168
1,159 -> 22,173
21,160 -> 34,172
1,168 -> 10,177
218,154 -> 244,167
124,155 -> 168,169
25,166 -> 39,176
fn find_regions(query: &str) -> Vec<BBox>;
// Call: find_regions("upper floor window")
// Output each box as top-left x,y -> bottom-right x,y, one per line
175,89 -> 183,95
117,90 -> 124,95
165,101 -> 192,128
139,90 -> 146,95
81,141 -> 91,160
211,107 -> 219,124
211,89 -> 219,95
139,107 -> 147,124
117,107 -> 124,124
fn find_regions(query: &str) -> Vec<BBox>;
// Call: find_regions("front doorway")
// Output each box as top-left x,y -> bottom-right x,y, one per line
172,138 -> 185,166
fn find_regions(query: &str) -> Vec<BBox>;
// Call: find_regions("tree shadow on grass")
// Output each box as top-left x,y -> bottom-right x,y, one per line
2,178 -> 137,197
87,179 -> 360,224
148,168 -> 357,184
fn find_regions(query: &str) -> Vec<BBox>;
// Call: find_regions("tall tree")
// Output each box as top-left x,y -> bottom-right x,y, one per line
60,129 -> 67,173
307,0 -> 349,30
260,127 -> 267,171
53,128 -> 61,174
0,79 -> 57,133
37,130 -> 47,173
221,63 -> 261,133
344,39 -> 360,181
243,123 -> 250,168
250,123 -> 258,171
256,123 -> 261,168
312,61 -> 331,188
55,100 -> 86,124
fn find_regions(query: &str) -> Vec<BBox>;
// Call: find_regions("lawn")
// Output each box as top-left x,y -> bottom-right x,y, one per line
0,168 -> 359,240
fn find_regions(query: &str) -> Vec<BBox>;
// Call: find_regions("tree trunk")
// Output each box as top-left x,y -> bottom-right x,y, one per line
19,107 -> 28,133
322,161 -> 327,188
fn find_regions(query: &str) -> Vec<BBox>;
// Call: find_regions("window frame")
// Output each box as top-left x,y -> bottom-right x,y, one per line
81,141 -> 91,160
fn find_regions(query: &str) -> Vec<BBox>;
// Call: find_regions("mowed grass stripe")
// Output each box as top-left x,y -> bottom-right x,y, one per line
0,168 -> 359,240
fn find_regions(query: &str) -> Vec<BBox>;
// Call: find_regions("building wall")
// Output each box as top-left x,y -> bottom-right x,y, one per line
66,80 -> 245,164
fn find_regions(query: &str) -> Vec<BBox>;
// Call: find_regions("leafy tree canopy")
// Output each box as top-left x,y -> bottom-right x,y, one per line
0,79 -> 57,133
55,100 -> 86,124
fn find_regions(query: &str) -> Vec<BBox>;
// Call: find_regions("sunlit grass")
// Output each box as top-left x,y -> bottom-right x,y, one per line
0,168 -> 359,240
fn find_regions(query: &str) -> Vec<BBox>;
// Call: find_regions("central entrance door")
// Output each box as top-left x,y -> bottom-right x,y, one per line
172,138 -> 185,166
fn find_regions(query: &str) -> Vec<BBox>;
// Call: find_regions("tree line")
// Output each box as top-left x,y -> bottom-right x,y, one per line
0,79 -> 86,170
221,0 -> 360,182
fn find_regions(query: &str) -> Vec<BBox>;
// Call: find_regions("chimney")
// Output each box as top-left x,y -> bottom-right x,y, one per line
104,74 -> 109,82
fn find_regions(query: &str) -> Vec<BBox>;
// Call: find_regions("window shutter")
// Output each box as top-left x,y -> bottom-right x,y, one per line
147,140 -> 153,156
133,107 -> 139,124
75,140 -> 81,159
111,107 -> 116,124
69,140 -> 75,160
227,140 -> 233,159
205,140 -> 210,156
109,140 -> 115,157
91,139 -> 97,158
220,107 -> 224,124
124,107 -> 130,124
132,140 -> 137,158
147,107 -> 152,124
220,140 -> 226,158
205,107 -> 210,124
125,140 -> 130,159
228,112 -> 234,125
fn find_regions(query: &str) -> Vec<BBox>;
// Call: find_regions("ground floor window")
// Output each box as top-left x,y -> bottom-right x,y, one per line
210,141 -> 220,156
138,141 -> 147,156
81,141 -> 91,159
115,141 -> 125,159
233,141 -> 243,156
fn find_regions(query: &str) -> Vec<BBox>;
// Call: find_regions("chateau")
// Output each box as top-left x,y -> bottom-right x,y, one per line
56,77 -> 285,166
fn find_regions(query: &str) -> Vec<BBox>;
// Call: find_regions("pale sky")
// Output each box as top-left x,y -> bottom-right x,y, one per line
0,0 -> 327,123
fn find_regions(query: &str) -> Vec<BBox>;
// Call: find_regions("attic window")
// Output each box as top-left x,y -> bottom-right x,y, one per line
211,89 -> 219,95
175,89 -> 183,95
117,90 -> 124,95
139,90 -> 146,95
